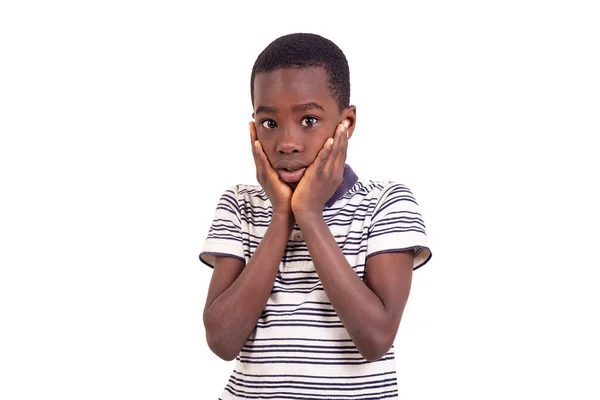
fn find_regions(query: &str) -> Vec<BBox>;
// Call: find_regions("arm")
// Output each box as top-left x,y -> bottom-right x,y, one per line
203,121 -> 296,361
203,213 -> 294,361
295,212 -> 413,361
290,119 -> 414,360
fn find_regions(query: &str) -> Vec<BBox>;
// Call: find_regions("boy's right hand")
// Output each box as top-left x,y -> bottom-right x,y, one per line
249,121 -> 294,217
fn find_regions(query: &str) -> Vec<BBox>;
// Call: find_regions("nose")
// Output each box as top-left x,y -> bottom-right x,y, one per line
276,127 -> 304,154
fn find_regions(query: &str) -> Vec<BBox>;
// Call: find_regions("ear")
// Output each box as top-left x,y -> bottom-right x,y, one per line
252,112 -> 255,119
341,106 -> 357,139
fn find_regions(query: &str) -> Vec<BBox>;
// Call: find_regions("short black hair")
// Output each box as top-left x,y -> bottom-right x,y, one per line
250,33 -> 350,113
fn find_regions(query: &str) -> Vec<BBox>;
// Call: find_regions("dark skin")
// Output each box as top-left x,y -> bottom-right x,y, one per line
203,67 -> 414,361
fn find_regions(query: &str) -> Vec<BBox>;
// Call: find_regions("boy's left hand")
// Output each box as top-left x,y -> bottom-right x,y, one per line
291,120 -> 349,218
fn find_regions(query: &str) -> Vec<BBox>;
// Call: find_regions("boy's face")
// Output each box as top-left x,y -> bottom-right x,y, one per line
252,67 -> 356,189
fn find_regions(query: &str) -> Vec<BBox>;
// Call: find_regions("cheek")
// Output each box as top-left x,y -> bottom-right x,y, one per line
320,123 -> 338,143
256,130 -> 269,146
320,122 -> 337,139
256,134 -> 276,159
306,129 -> 333,159
258,134 -> 273,148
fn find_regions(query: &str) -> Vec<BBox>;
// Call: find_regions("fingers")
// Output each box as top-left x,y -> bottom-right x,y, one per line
318,122 -> 342,163
249,122 -> 260,165
335,120 -> 349,170
250,121 -> 269,188
250,122 -> 268,164
317,136 -> 334,163
249,121 -> 256,148
255,140 -> 270,167
249,121 -> 280,179
323,120 -> 348,174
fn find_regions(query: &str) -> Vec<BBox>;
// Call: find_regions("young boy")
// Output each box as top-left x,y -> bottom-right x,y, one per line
199,33 -> 432,400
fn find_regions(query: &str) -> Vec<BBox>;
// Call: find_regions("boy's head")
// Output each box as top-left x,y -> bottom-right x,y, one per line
251,33 -> 350,112
250,33 -> 356,189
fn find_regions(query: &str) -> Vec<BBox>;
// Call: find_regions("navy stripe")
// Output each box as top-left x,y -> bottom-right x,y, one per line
224,386 -> 398,400
232,370 -> 395,379
369,227 -> 426,239
263,301 -> 333,306
241,348 -> 360,355
236,355 -> 395,366
374,214 -> 425,228
229,375 -> 396,388
257,319 -> 343,326
255,322 -> 345,328
245,338 -> 352,342
261,311 -> 338,318
270,287 -> 326,295
206,233 -> 243,242
242,343 -> 357,350
228,379 -> 396,391
201,176 -> 431,398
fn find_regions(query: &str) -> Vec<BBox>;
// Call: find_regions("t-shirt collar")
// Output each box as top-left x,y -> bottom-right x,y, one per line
325,164 -> 358,208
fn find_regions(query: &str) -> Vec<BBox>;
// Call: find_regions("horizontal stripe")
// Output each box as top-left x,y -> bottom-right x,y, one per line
261,311 -> 338,318
241,348 -> 359,354
242,344 -> 363,351
230,375 -> 395,388
256,322 -> 345,328
224,386 -> 398,400
200,171 -> 430,398
236,354 -> 395,365
369,227 -> 426,239
245,337 -> 352,342
228,379 -> 396,391
270,288 -> 327,295
231,370 -> 396,380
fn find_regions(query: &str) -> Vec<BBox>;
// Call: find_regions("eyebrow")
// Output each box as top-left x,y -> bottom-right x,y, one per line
292,102 -> 325,112
255,102 -> 325,115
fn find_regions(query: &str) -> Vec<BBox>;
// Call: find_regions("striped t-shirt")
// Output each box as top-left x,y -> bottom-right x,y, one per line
200,164 -> 432,400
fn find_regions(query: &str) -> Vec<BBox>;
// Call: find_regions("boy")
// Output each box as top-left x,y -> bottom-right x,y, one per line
199,33 -> 432,400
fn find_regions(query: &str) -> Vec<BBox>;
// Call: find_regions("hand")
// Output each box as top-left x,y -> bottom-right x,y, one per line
249,121 -> 294,217
291,120 -> 349,217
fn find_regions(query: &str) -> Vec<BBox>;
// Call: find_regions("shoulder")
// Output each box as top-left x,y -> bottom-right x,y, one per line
216,183 -> 270,213
353,178 -> 416,202
216,183 -> 264,199
234,183 -> 265,200
348,179 -> 422,224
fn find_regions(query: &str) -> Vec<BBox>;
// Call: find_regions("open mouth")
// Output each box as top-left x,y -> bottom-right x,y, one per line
278,167 -> 307,183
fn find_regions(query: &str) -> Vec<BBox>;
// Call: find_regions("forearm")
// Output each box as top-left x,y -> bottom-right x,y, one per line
296,213 -> 393,360
204,213 -> 294,359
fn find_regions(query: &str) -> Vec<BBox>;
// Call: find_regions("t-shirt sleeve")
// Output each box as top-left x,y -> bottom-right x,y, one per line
366,183 -> 432,270
199,185 -> 246,269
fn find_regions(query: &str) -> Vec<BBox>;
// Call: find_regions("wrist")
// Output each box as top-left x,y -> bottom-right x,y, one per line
271,211 -> 295,229
293,209 -> 323,226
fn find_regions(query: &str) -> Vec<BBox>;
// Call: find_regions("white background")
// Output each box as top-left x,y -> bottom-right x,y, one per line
1,1 -> 599,399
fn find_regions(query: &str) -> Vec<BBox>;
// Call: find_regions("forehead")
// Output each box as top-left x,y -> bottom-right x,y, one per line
253,67 -> 334,109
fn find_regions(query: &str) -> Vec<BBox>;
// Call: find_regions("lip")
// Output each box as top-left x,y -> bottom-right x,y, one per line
275,160 -> 307,170
275,161 -> 308,184
278,167 -> 307,183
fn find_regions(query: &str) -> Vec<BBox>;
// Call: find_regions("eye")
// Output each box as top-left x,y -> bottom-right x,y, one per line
301,116 -> 318,127
261,119 -> 277,130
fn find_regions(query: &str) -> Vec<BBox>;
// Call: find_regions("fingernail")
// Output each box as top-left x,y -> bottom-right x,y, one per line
328,138 -> 334,146
343,120 -> 350,129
